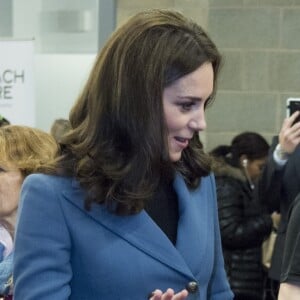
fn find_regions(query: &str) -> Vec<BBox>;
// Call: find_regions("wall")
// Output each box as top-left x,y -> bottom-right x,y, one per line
3,0 -> 114,132
117,0 -> 300,151
2,0 -> 300,149
34,54 -> 95,130
205,0 -> 300,150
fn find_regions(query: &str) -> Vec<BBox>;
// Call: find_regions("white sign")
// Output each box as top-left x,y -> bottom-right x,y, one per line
0,39 -> 35,126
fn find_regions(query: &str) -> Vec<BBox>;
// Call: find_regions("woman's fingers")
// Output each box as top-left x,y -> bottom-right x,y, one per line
279,111 -> 300,153
149,288 -> 188,300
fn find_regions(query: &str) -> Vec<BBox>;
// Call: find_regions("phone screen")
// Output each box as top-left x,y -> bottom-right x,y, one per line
287,98 -> 300,124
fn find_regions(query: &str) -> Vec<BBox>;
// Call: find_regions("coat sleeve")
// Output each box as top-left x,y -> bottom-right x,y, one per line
257,136 -> 284,213
280,194 -> 300,284
207,175 -> 234,300
13,174 -> 72,300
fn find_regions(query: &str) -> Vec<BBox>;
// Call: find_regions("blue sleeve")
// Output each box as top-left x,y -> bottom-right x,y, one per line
207,174 -> 233,300
0,252 -> 13,294
13,175 -> 72,300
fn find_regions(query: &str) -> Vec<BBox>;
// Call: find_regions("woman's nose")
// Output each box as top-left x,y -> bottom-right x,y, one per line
188,108 -> 207,131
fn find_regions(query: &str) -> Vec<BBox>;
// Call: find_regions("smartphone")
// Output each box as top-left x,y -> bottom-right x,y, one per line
286,97 -> 300,124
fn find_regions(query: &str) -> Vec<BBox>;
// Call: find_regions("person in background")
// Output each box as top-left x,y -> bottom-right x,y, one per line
0,125 -> 58,299
277,192 -> 300,300
13,9 -> 233,300
50,118 -> 71,143
257,111 -> 300,298
0,116 -> 10,127
211,132 -> 273,300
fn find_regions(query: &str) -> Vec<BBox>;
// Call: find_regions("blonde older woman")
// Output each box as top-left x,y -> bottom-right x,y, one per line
0,125 -> 58,299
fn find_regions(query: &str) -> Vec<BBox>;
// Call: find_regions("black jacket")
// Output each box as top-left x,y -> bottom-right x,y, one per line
213,160 -> 272,300
258,138 -> 300,280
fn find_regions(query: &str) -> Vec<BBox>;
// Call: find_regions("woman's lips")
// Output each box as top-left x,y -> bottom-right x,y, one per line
174,136 -> 189,148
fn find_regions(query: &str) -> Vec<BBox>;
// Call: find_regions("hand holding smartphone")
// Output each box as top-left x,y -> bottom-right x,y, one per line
286,97 -> 300,125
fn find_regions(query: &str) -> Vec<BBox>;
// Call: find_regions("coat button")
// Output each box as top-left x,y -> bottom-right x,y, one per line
186,281 -> 198,293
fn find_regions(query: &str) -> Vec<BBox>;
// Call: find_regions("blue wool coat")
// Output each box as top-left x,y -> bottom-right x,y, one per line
13,173 -> 233,300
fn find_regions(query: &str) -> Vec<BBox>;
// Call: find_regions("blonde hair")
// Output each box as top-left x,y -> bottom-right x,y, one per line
0,125 -> 58,176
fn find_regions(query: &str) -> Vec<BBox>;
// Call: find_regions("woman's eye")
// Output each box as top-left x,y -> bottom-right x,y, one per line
180,102 -> 194,111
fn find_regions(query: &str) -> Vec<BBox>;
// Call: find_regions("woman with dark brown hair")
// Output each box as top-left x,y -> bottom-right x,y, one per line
13,9 -> 233,300
211,132 -> 273,300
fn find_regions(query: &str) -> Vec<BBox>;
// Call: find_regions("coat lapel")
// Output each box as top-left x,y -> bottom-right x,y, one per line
174,174 -> 210,278
62,178 -> 194,278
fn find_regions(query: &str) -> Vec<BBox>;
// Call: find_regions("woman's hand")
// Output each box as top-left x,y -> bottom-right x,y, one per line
149,288 -> 188,300
279,111 -> 300,154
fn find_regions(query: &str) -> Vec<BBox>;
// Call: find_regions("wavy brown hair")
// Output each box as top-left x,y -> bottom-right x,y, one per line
44,9 -> 222,214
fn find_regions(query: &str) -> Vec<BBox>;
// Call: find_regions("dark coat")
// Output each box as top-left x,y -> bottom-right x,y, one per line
213,160 -> 272,300
258,138 -> 300,280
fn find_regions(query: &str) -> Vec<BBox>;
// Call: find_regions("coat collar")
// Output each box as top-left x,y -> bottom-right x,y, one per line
212,157 -> 247,182
62,174 -> 199,278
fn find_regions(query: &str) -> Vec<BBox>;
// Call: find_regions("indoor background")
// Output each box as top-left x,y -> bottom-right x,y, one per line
1,0 -> 300,151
